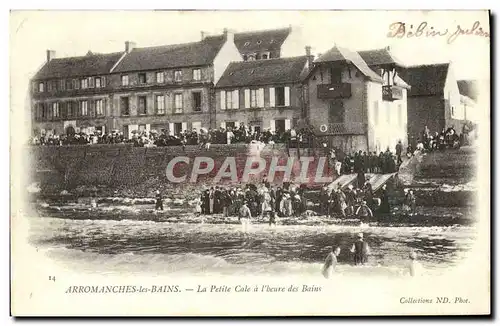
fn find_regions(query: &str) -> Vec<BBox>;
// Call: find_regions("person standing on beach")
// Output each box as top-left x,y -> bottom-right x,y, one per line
350,233 -> 370,265
239,201 -> 252,233
155,190 -> 164,211
408,251 -> 423,277
355,200 -> 373,222
322,246 -> 341,278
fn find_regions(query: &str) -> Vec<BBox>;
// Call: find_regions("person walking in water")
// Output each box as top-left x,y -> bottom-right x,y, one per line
239,201 -> 252,233
355,200 -> 373,222
322,246 -> 341,278
350,233 -> 370,265
408,250 -> 423,277
155,190 -> 164,211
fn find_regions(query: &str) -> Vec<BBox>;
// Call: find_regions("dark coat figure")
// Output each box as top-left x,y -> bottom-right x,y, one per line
155,191 -> 164,211
351,233 -> 370,265
275,187 -> 283,213
214,187 -> 222,214
320,187 -> 330,215
378,185 -> 390,215
395,141 -> 403,166
201,190 -> 210,214
357,171 -> 366,189
364,182 -> 375,210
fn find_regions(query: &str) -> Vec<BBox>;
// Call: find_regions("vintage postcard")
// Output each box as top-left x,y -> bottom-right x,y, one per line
10,10 -> 490,316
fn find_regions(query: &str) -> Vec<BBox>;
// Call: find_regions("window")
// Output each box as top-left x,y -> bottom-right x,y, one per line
121,75 -> 129,86
38,82 -> 44,92
89,77 -> 95,88
66,102 -> 74,117
80,100 -> 88,116
120,97 -> 130,116
73,79 -> 80,89
156,72 -> 164,83
192,92 -> 202,111
156,95 -> 165,114
138,96 -> 147,115
138,73 -> 147,84
250,89 -> 258,108
174,93 -> 183,113
81,78 -> 88,89
330,67 -> 342,83
193,69 -> 201,81
243,54 -> 248,61
66,79 -> 73,90
51,80 -> 58,91
328,100 -> 344,123
95,77 -> 102,88
96,99 -> 104,116
59,79 -> 66,91
244,41 -> 250,47
174,70 -> 182,82
262,54 -> 268,59
275,87 -> 285,106
174,122 -> 183,136
52,102 -> 60,118
225,90 -> 239,110
451,106 -> 455,118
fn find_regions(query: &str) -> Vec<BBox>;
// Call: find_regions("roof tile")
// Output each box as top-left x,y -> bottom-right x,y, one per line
216,56 -> 308,88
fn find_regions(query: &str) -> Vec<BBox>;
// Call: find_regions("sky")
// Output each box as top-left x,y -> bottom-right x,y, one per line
10,10 -> 490,133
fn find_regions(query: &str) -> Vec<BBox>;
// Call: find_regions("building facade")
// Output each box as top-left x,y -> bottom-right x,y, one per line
30,51 -> 125,136
400,63 -> 465,143
304,45 -> 409,153
108,30 -> 241,138
215,54 -> 310,133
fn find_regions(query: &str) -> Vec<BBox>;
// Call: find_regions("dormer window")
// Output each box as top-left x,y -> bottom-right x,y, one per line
256,40 -> 262,45
244,41 -> 250,47
38,82 -> 44,93
174,70 -> 182,82
243,54 -> 248,61
121,75 -> 129,86
138,73 -> 147,84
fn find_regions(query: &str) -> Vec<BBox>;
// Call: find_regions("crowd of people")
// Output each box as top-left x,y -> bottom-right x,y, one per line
410,123 -> 474,153
30,124 -> 317,148
328,146 -> 401,176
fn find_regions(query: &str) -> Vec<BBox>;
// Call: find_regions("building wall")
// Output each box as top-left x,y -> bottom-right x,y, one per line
31,93 -> 113,135
367,82 -> 408,153
213,35 -> 243,84
407,96 -> 445,144
280,26 -> 304,57
110,86 -> 212,135
214,83 -> 302,131
443,64 -> 466,132
306,64 -> 370,143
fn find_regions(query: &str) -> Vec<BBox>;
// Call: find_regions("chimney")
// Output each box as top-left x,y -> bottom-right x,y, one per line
305,46 -> 314,68
223,28 -> 234,43
46,50 -> 56,62
125,41 -> 136,53
386,46 -> 391,51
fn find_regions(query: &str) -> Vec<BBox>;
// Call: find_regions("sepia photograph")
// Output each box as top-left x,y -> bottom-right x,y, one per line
9,9 -> 491,316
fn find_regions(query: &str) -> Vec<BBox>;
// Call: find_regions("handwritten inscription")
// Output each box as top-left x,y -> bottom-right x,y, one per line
387,21 -> 489,44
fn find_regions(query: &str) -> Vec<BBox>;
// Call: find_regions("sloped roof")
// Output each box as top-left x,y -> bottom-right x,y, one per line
457,80 -> 479,101
216,56 -> 308,88
314,45 -> 383,82
358,48 -> 405,67
399,63 -> 450,97
113,35 -> 226,72
33,52 -> 124,80
234,28 -> 291,54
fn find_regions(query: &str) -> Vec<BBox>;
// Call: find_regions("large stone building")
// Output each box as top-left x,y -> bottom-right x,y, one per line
399,63 -> 465,143
304,45 -> 410,153
108,30 -> 241,138
215,51 -> 311,133
30,50 -> 125,136
29,27 -> 303,138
